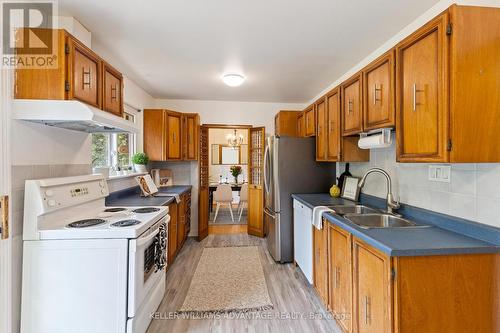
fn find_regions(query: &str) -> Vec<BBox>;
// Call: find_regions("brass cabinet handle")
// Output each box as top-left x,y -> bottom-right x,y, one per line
412,83 -> 424,111
336,267 -> 341,289
111,84 -> 118,101
82,68 -> 91,88
173,133 -> 176,143
347,99 -> 353,115
373,84 -> 382,105
364,295 -> 371,325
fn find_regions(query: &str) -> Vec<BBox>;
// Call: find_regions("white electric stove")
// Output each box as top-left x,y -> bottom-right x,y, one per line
21,174 -> 170,333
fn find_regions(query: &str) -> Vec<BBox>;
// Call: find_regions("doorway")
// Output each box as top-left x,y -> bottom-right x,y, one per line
198,125 -> 265,240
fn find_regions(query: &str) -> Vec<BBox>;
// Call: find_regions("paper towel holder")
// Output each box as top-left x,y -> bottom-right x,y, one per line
358,127 -> 393,149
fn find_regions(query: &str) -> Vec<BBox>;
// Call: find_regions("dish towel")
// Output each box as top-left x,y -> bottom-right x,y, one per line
312,206 -> 334,230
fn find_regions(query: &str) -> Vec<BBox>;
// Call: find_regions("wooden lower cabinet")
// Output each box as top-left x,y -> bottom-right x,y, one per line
313,224 -> 329,305
167,202 -> 178,265
352,238 -> 392,333
167,191 -> 192,267
328,224 -> 352,332
316,222 -> 499,333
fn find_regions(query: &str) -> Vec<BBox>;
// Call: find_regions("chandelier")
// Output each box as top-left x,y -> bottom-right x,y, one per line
227,129 -> 244,148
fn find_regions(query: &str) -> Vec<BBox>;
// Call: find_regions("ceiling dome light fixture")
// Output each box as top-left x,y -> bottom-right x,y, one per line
222,73 -> 245,87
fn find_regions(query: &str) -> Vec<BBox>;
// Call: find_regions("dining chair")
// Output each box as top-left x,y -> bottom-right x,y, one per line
213,184 -> 234,223
237,183 -> 248,222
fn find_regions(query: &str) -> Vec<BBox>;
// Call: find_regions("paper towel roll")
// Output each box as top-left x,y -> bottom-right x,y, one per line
358,133 -> 392,149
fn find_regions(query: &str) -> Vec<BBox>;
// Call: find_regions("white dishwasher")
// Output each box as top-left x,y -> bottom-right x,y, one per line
293,199 -> 313,284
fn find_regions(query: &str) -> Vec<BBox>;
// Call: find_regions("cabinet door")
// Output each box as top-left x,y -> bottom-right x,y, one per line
297,113 -> 305,137
341,74 -> 363,135
328,225 -> 352,333
396,13 -> 449,162
248,127 -> 265,237
363,50 -> 395,130
167,202 -> 178,264
315,98 -> 327,161
143,109 -> 167,161
353,239 -> 392,333
184,114 -> 199,160
313,223 -> 329,305
326,89 -> 340,161
167,112 -> 182,160
102,62 -> 123,117
177,197 -> 186,249
304,106 -> 316,137
69,37 -> 101,108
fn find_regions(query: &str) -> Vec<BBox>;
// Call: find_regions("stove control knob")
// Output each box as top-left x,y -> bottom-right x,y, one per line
47,200 -> 56,207
45,190 -> 54,197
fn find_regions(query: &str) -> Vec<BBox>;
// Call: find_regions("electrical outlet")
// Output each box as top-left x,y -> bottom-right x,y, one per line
428,165 -> 451,183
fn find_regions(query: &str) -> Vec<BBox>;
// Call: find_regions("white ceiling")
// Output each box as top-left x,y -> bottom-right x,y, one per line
59,0 -> 440,103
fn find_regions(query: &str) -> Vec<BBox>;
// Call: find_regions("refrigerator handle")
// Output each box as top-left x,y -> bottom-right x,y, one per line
263,144 -> 270,194
264,207 -> 275,218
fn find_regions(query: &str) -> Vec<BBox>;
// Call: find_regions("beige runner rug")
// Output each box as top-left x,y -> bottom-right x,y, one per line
178,246 -> 273,315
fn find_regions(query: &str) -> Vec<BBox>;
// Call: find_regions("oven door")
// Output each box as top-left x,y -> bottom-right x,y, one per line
127,215 -> 168,318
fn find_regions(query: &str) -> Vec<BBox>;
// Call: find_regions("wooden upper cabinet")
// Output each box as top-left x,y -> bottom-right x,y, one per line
363,50 -> 395,131
275,110 -> 300,136
353,238 -> 392,333
297,112 -> 305,137
144,109 -> 167,161
304,105 -> 316,137
182,113 -> 199,160
144,109 -> 198,161
167,112 -> 182,160
396,13 -> 449,163
102,62 -> 123,117
448,5 -> 500,162
313,222 -> 329,305
328,224 -> 352,333
315,98 -> 327,161
341,73 -> 363,136
326,88 -> 341,161
14,29 -> 128,118
67,36 -> 101,108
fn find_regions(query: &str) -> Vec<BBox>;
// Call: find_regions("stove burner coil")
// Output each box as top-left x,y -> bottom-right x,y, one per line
132,207 -> 160,214
103,207 -> 128,213
111,219 -> 141,227
67,219 -> 106,228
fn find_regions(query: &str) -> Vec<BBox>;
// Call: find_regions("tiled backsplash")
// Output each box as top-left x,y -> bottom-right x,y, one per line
338,140 -> 500,228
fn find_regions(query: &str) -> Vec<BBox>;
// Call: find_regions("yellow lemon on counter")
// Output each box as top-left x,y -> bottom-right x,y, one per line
330,185 -> 341,198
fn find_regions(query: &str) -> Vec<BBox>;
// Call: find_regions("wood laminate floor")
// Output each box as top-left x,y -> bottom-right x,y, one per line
146,234 -> 341,333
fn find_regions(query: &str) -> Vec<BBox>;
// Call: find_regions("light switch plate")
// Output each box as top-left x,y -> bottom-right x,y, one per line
428,165 -> 451,183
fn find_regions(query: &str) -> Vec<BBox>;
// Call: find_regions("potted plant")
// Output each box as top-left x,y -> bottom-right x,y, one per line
132,153 -> 149,173
230,165 -> 242,184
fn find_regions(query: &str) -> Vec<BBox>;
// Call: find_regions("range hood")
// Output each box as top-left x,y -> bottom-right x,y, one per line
12,99 -> 140,133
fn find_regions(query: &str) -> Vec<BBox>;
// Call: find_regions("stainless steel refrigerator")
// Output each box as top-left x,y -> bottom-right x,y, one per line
264,136 -> 336,263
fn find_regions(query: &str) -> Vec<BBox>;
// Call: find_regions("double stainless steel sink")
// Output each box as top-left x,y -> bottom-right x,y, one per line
330,205 -> 429,229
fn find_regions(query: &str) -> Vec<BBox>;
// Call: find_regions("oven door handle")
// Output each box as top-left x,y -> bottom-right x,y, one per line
137,228 -> 160,247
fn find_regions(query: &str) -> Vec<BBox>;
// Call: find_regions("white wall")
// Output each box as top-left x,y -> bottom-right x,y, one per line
155,99 -> 305,134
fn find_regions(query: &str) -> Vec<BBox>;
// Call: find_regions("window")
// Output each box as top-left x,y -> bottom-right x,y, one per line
91,108 -> 137,171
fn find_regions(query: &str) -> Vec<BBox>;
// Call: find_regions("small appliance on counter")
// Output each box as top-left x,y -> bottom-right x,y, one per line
150,168 -> 173,187
21,175 -> 169,333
